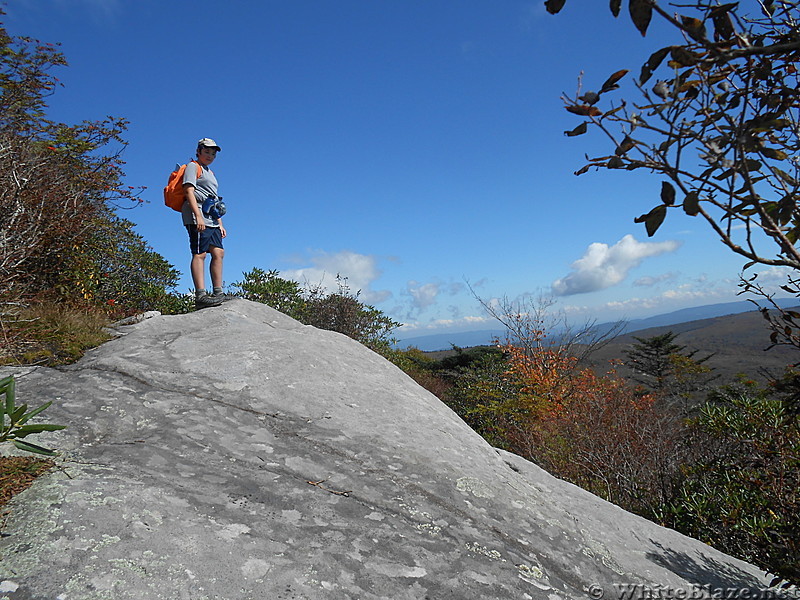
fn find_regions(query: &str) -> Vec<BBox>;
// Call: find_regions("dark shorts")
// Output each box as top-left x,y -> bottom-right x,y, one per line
186,225 -> 223,255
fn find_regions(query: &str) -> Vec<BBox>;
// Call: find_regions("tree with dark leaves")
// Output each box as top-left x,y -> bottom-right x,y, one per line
550,1 -> 800,352
548,1 -> 800,584
0,11 -> 146,301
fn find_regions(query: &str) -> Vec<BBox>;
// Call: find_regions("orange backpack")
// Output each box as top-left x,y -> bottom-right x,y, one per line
164,161 -> 203,211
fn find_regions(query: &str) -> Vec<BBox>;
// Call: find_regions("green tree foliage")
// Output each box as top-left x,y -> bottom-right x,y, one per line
65,216 -> 181,312
302,277 -> 400,354
398,346 -> 521,449
383,347 -> 457,401
624,331 -> 716,407
443,348 -> 525,450
233,268 -> 401,353
668,379 -> 800,585
0,11 -> 179,314
625,332 -> 686,389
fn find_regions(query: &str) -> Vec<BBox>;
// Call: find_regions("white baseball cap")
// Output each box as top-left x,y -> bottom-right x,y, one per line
197,137 -> 221,151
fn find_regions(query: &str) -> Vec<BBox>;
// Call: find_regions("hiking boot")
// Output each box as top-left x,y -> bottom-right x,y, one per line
212,292 -> 234,302
195,294 -> 223,309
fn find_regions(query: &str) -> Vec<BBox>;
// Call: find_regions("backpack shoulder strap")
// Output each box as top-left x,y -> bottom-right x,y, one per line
192,160 -> 208,179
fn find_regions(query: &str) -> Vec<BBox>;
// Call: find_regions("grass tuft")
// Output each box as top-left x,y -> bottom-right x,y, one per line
0,299 -> 114,367
0,299 -> 112,509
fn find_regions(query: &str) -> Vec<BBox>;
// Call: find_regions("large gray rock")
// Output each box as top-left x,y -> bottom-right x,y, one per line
0,300 -> 776,599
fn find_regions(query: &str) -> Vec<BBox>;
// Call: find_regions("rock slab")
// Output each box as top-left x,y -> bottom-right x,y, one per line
0,300 -> 775,599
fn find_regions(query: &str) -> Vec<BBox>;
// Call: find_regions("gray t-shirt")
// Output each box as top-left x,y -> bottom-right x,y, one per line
181,161 -> 220,227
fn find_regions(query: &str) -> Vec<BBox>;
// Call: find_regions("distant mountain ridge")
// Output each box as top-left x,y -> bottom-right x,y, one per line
588,302 -> 800,383
619,297 -> 798,332
397,298 -> 799,352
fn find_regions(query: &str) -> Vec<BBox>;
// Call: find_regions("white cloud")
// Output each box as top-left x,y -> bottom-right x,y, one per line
398,314 -> 494,334
750,266 -> 794,283
470,278 -> 490,289
281,250 -> 391,304
401,279 -> 469,320
562,280 -> 740,322
634,272 -> 677,287
662,286 -> 714,301
406,281 -> 440,312
551,235 -> 681,296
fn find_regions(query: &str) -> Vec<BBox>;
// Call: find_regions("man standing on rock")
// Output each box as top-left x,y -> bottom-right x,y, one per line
182,137 -> 230,309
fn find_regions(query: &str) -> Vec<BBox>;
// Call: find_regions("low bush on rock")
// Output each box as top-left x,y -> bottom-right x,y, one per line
233,268 -> 400,354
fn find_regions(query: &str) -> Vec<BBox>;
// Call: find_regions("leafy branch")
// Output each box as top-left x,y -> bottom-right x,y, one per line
556,1 -> 800,272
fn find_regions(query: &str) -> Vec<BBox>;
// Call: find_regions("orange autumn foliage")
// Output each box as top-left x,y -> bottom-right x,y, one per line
499,340 -> 685,518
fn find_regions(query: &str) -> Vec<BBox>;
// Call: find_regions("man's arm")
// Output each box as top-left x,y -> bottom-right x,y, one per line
183,184 -> 206,231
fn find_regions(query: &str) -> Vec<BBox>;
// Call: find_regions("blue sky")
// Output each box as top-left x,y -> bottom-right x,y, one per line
6,1 -> 788,340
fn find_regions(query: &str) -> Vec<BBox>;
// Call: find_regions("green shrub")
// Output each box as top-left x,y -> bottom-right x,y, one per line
62,216 -> 181,314
301,277 -> 399,353
233,268 -> 305,318
443,350 -> 523,450
667,379 -> 799,585
233,269 -> 400,354
1,376 -> 65,456
151,292 -> 195,315
0,17 -> 146,302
